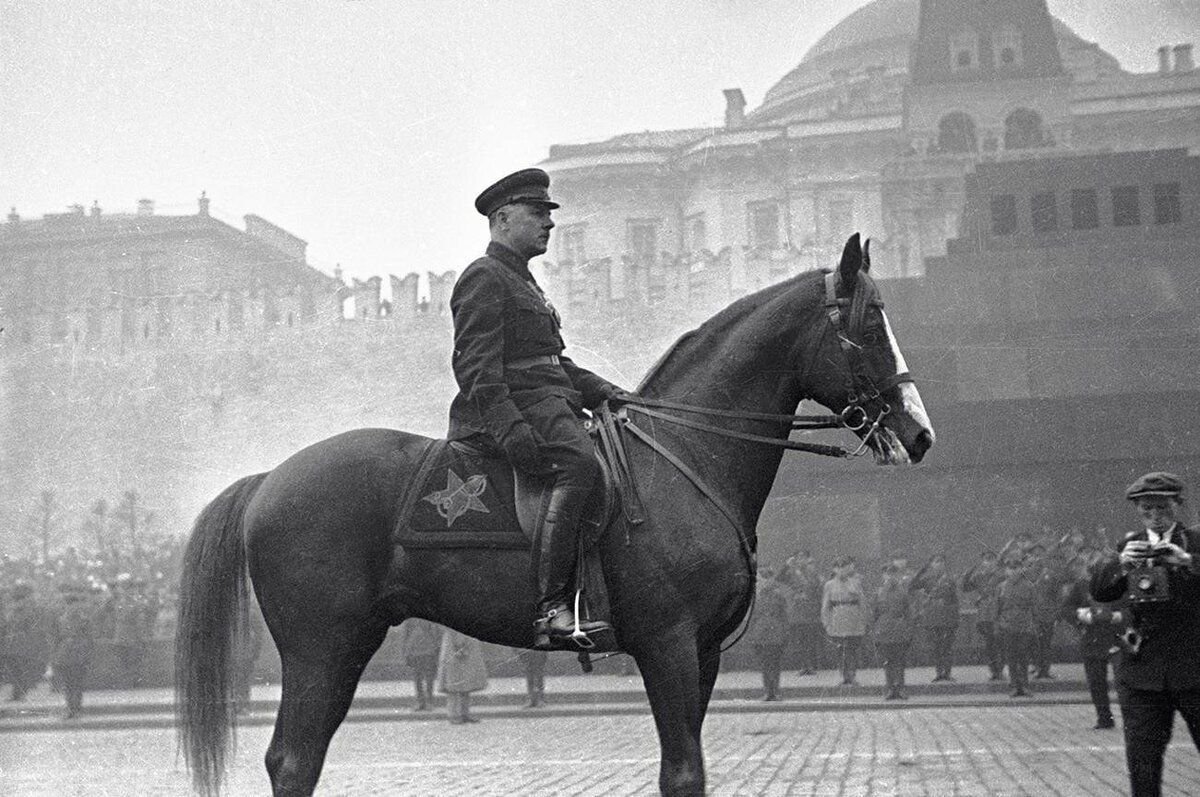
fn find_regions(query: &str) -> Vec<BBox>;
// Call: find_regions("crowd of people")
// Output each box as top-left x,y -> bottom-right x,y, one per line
747,526 -> 1126,719
0,535 -> 182,717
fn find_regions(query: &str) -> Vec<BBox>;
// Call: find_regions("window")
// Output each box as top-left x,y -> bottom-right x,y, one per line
1112,186 -> 1141,227
993,27 -> 1024,68
950,29 -> 979,72
1154,182 -> 1181,224
627,219 -> 659,264
558,223 -> 587,264
1030,192 -> 1058,232
1004,108 -> 1044,150
685,213 -> 707,253
937,112 -> 977,153
747,201 -> 781,248
990,194 -> 1018,235
1071,189 -> 1099,230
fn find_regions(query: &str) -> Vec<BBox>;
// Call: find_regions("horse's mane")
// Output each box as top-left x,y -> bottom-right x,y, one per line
637,269 -> 829,394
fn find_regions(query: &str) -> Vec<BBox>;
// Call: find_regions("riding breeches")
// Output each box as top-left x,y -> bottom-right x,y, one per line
519,394 -> 601,610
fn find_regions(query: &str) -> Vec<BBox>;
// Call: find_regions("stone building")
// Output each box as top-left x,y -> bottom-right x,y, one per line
0,195 -> 457,552
539,0 -> 1200,323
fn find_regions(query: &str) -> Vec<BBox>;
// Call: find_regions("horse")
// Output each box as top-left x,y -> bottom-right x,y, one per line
175,233 -> 934,796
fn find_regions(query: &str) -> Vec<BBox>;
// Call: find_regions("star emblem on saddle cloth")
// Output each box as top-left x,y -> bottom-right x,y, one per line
423,469 -> 491,527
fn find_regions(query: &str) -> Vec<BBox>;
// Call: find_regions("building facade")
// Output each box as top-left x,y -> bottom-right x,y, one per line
0,196 -> 458,553
540,0 -> 1200,322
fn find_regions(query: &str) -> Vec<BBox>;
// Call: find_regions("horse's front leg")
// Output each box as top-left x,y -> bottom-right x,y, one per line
633,625 -> 706,796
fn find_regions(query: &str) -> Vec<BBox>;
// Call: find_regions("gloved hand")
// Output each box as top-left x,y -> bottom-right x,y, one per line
502,423 -> 545,474
605,387 -> 635,406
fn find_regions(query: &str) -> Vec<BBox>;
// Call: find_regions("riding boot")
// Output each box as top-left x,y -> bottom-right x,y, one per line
532,485 -> 611,649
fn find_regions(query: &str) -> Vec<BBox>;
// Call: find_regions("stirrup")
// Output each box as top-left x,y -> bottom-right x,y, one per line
571,589 -> 596,650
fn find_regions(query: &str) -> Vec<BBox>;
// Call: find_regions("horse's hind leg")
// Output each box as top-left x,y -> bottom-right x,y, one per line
265,622 -> 388,797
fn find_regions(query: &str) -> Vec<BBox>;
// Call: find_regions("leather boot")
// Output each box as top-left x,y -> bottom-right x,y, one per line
532,485 -> 611,648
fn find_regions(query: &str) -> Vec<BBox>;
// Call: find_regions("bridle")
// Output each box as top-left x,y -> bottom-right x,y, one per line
820,270 -> 916,456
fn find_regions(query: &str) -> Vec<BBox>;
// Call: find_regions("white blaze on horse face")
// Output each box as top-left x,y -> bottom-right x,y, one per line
881,309 -> 933,437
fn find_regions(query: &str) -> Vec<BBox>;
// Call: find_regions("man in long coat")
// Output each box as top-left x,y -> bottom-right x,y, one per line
51,583 -> 98,719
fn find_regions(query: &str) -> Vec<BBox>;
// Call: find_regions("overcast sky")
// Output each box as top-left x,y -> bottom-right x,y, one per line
2,0 -> 1197,287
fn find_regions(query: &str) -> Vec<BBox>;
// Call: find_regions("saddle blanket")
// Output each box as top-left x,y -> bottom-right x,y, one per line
393,439 -> 529,549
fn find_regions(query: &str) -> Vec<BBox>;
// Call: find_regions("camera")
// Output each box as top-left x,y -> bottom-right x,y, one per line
1119,627 -> 1143,656
1127,564 -> 1171,603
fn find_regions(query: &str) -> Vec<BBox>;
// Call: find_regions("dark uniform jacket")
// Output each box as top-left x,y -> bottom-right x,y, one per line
962,562 -> 1002,626
746,579 -> 791,647
1062,577 -> 1125,660
912,570 -> 959,629
1091,525 -> 1200,691
996,571 -> 1037,636
51,600 -> 98,670
873,579 -> 915,645
448,242 -> 617,445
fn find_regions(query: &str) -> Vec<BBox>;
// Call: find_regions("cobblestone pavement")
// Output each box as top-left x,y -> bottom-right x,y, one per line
1,704 -> 1197,796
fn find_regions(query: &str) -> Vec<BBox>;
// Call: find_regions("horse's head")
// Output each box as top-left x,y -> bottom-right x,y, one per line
807,233 -> 935,465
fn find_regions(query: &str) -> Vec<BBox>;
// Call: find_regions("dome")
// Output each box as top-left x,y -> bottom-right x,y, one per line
751,0 -> 1126,125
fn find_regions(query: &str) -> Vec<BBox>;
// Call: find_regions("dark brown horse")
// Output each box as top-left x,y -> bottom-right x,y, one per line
175,233 -> 934,796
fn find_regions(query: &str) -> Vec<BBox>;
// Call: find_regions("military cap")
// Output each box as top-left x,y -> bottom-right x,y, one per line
1125,471 -> 1184,501
474,168 -> 560,217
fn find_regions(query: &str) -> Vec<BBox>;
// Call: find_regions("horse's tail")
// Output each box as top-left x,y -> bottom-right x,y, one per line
175,472 -> 268,797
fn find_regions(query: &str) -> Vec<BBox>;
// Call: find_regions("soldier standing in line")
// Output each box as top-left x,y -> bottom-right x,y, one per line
516,648 -> 548,708
962,549 -> 1005,681
873,562 -> 916,700
5,582 -> 49,701
437,628 -> 488,725
782,550 -> 823,675
50,582 -> 98,719
1063,551 -> 1125,730
821,557 -> 868,686
396,618 -> 443,711
1029,543 -> 1068,680
446,168 -> 629,648
1091,472 -> 1200,796
996,555 -> 1037,698
912,554 -> 960,683
746,566 -> 791,701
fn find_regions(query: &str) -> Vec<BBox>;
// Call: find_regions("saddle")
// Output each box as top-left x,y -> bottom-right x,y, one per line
393,414 -> 634,653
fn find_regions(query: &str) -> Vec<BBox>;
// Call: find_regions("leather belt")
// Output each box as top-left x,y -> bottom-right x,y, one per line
506,354 -> 561,369
830,599 -> 860,606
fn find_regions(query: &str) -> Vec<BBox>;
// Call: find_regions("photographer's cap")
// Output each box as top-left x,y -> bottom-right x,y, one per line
1125,471 -> 1184,501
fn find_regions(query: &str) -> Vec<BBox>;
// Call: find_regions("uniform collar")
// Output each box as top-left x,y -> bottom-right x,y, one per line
486,241 -> 532,277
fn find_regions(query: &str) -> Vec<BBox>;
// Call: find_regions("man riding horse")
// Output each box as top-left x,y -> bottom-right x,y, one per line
447,167 -> 628,648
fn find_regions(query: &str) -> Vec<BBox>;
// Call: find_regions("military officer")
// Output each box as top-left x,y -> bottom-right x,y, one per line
448,168 -> 628,648
1091,472 -> 1200,796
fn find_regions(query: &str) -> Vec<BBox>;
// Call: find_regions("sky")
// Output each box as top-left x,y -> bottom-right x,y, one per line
2,0 -> 1198,288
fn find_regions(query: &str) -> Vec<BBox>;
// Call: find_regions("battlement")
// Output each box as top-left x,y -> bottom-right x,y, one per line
0,268 -> 458,358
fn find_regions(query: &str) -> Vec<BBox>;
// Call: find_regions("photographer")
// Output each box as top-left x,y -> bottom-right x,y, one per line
1091,472 -> 1200,796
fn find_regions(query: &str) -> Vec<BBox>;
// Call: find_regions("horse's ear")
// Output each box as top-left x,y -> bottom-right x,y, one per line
838,233 -> 862,293
863,238 -> 872,273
